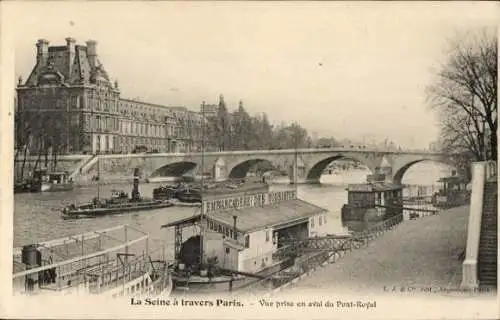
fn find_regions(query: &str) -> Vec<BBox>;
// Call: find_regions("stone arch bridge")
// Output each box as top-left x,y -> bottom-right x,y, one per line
82,148 -> 453,184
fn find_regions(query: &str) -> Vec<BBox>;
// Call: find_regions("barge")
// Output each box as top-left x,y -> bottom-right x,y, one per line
153,178 -> 270,206
61,168 -> 173,219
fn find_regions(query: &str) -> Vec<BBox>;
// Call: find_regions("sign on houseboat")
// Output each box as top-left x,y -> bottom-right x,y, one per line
202,190 -> 297,215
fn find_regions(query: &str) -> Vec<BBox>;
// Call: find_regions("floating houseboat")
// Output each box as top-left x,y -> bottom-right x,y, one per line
15,170 -> 74,193
161,188 -> 332,294
61,168 -> 173,219
341,173 -> 404,227
432,175 -> 470,209
37,170 -> 74,192
12,225 -> 172,298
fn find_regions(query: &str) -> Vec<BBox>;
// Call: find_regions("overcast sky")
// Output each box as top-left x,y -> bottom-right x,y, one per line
5,1 -> 498,149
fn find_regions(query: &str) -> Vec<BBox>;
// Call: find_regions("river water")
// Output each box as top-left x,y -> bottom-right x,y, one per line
13,162 -> 453,258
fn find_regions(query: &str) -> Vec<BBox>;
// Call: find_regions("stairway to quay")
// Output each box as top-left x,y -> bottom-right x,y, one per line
279,205 -> 496,298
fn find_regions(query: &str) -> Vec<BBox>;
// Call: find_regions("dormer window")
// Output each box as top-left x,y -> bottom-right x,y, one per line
38,72 -> 63,86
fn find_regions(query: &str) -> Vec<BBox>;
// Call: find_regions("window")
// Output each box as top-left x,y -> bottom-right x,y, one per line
319,216 -> 323,226
218,225 -> 222,233
265,230 -> 270,242
244,235 -> 250,248
225,247 -> 230,254
310,217 -> 315,228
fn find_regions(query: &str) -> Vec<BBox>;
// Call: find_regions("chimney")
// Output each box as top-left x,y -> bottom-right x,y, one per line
233,215 -> 238,240
36,39 -> 49,64
66,37 -> 76,78
86,40 -> 98,67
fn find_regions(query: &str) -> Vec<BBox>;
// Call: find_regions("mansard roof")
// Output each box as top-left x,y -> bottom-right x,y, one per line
23,39 -> 112,87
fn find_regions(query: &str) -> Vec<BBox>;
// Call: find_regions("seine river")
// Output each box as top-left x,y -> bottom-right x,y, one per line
13,162 -> 452,258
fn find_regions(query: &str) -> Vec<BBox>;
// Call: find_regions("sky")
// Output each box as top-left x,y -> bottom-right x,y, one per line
4,1 -> 498,149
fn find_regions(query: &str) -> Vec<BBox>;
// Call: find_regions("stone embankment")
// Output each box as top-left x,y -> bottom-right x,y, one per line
278,206 -> 494,297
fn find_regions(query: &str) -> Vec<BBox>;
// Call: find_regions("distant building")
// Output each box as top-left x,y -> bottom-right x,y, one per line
429,142 -> 440,152
16,38 -> 204,155
200,102 -> 218,118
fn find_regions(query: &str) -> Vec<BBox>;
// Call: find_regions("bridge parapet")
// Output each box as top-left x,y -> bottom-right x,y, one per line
59,148 -> 451,184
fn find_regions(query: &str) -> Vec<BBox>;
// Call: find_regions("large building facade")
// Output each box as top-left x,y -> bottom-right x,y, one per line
16,38 -> 204,155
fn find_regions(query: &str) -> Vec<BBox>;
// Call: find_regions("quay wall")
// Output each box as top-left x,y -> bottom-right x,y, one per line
14,155 -> 88,180
14,155 -> 163,185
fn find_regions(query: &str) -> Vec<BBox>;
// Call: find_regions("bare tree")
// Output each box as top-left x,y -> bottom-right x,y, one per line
427,28 -> 497,162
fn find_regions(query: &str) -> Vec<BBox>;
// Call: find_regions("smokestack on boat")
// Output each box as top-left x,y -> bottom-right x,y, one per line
233,215 -> 238,240
132,167 -> 140,201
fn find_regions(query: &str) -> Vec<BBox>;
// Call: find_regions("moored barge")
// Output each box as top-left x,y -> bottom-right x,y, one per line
153,178 -> 271,205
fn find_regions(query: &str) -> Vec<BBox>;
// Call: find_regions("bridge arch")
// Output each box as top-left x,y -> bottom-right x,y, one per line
306,154 -> 376,183
150,161 -> 198,178
392,158 -> 455,185
228,158 -> 278,179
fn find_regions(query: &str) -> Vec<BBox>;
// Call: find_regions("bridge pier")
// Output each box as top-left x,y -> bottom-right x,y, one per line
288,161 -> 315,184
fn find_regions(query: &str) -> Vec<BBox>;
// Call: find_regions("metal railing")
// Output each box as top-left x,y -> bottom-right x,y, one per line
233,214 -> 405,295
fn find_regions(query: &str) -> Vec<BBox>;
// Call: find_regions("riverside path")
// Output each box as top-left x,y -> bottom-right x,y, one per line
282,205 -> 496,297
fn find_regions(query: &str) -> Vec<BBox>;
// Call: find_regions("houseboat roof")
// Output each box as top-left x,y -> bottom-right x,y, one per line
161,199 -> 327,233
346,182 -> 403,192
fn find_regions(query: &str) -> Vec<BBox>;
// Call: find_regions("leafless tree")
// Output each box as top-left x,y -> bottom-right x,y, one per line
427,28 -> 497,162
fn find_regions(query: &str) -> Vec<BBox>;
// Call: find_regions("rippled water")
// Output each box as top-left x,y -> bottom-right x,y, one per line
13,162 -> 453,257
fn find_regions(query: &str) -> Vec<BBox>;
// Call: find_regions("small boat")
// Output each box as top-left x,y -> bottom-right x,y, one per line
12,225 -> 172,298
61,167 -> 174,220
152,184 -> 177,201
176,187 -> 202,203
14,181 -> 34,194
